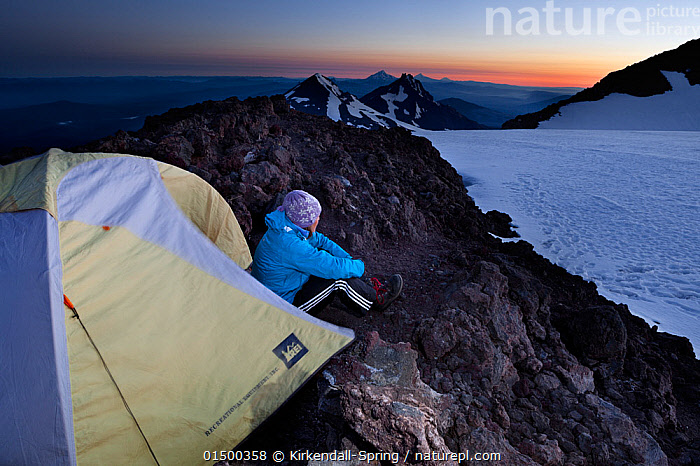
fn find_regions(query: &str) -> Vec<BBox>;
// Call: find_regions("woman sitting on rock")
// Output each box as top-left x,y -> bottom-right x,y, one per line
252,190 -> 402,316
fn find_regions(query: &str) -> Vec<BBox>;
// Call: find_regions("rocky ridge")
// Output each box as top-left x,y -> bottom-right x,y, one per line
285,74 -> 399,131
75,95 -> 699,465
285,73 -> 486,132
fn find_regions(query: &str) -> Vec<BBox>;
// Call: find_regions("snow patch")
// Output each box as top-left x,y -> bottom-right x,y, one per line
381,85 -> 409,120
326,91 -> 342,122
489,232 -> 520,243
345,97 -> 365,118
540,71 -> 700,131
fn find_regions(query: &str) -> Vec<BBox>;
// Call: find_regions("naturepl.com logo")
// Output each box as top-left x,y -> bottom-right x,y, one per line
273,333 -> 308,369
486,0 -> 700,37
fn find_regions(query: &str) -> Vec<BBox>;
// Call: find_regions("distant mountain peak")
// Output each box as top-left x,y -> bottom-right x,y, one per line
397,73 -> 428,98
413,73 -> 452,83
366,70 -> 396,81
359,73 -> 485,130
311,73 -> 338,88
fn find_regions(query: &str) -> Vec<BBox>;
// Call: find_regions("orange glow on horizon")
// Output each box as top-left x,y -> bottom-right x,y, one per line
420,70 -> 604,88
246,63 -> 606,88
166,47 -> 637,88
267,66 -> 601,87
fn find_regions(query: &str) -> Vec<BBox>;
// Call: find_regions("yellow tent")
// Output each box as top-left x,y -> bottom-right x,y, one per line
0,149 -> 354,465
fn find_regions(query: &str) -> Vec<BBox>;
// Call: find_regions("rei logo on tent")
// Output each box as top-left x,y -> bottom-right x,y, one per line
273,333 -> 308,369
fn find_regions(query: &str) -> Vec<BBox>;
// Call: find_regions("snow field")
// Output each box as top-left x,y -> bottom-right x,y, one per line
420,129 -> 700,353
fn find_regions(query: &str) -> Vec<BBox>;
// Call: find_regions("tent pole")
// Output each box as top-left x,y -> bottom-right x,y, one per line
64,295 -> 161,466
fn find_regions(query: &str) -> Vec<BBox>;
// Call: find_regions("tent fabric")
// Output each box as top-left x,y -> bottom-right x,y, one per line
157,162 -> 252,269
0,149 -> 251,269
0,149 -> 354,465
0,150 -> 129,217
0,209 -> 76,466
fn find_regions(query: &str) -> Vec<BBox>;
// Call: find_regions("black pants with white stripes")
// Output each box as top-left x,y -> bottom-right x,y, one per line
293,276 -> 377,316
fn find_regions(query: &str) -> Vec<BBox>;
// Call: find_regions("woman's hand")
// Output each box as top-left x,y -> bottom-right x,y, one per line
306,216 -> 320,236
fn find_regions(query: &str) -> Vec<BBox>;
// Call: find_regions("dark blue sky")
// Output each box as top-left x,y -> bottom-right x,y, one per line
2,0 -> 695,86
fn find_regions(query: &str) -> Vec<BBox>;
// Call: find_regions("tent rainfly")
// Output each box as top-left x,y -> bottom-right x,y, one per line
0,149 -> 354,465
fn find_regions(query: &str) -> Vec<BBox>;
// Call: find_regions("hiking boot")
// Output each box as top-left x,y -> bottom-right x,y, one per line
370,274 -> 403,311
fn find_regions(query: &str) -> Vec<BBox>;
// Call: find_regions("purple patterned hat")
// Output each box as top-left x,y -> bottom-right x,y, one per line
278,190 -> 322,227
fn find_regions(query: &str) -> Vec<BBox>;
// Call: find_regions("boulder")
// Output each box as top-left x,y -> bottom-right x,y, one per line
561,305 -> 627,364
416,309 -> 517,389
554,364 -> 595,394
240,161 -> 289,193
585,394 -> 668,466
326,332 -> 458,466
156,135 -> 194,165
447,261 -> 536,366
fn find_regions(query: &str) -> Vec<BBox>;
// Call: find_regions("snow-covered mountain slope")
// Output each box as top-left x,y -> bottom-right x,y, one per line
540,72 -> 700,130
420,128 -> 700,351
504,38 -> 700,130
284,74 -> 401,130
360,74 -> 486,130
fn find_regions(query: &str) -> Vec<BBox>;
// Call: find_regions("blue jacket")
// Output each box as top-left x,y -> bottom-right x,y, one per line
252,210 -> 364,303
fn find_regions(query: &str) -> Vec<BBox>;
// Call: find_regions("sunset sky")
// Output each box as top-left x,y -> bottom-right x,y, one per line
2,0 -> 698,87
